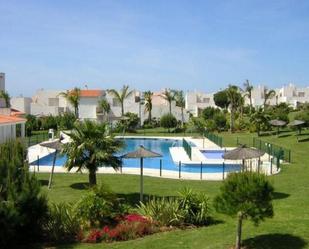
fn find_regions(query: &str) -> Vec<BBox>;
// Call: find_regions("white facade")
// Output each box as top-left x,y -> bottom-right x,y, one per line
30,89 -> 68,116
246,84 -> 309,109
0,120 -> 26,143
11,97 -> 32,114
78,90 -> 104,121
185,91 -> 216,117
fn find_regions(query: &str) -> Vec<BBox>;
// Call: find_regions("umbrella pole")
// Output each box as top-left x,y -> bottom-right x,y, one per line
140,157 -> 144,203
48,150 -> 58,189
242,159 -> 245,172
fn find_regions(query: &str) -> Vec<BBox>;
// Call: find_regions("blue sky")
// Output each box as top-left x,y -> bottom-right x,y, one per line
1,0 -> 309,96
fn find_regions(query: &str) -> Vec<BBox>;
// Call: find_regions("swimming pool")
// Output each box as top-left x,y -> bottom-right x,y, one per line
201,150 -> 225,159
31,138 -> 241,173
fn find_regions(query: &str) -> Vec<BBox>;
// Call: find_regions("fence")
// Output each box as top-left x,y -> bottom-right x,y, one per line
26,133 -> 49,147
252,137 -> 291,163
204,131 -> 223,147
182,138 -> 192,159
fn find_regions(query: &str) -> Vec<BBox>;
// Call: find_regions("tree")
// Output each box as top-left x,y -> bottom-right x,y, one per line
160,113 -> 177,132
226,85 -> 242,133
243,80 -> 253,113
144,91 -> 153,122
263,88 -> 276,108
62,120 -> 124,186
0,140 -> 48,248
60,87 -> 81,118
173,90 -> 186,125
108,85 -> 133,116
250,107 -> 270,136
0,90 -> 11,107
214,90 -> 230,109
161,89 -> 175,114
214,172 -> 274,249
98,99 -> 111,121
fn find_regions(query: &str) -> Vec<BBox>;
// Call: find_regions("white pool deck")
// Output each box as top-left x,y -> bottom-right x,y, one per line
27,135 -> 280,181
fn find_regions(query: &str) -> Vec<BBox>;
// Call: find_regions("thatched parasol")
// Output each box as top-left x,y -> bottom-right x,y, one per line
223,145 -> 265,171
40,137 -> 64,189
269,119 -> 287,136
288,119 -> 305,135
122,145 -> 162,202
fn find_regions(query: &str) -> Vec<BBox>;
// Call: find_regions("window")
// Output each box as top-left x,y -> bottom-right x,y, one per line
203,98 -> 210,103
298,92 -> 305,97
112,98 -> 121,107
48,98 -> 59,106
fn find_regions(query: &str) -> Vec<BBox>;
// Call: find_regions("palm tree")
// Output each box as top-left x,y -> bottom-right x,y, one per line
108,85 -> 133,116
98,99 -> 111,121
62,120 -> 124,186
144,91 -> 153,122
60,87 -> 81,118
173,90 -> 186,125
243,80 -> 253,113
263,88 -> 276,108
0,90 -> 10,108
226,85 -> 241,133
161,89 -> 175,115
250,107 -> 270,136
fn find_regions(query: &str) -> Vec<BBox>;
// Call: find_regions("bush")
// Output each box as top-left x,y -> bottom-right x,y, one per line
45,203 -> 81,243
57,112 -> 76,130
137,198 -> 186,226
75,184 -> 128,227
201,107 -> 220,120
115,112 -> 140,133
178,188 -> 212,225
160,114 -> 178,132
213,112 -> 227,131
0,140 -> 49,248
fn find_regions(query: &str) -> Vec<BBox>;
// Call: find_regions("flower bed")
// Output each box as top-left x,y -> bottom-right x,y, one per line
83,214 -> 158,243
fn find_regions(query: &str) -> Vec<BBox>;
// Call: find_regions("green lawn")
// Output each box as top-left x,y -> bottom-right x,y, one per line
36,130 -> 309,249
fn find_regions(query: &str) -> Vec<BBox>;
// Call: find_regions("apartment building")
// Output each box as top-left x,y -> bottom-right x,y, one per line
185,91 -> 216,117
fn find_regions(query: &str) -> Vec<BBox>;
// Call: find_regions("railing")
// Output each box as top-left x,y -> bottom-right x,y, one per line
204,131 -> 223,147
252,137 -> 291,163
26,133 -> 49,147
182,138 -> 192,160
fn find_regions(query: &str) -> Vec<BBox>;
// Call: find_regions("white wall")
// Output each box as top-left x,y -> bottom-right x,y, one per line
185,91 -> 216,117
11,97 -> 32,114
79,97 -> 102,120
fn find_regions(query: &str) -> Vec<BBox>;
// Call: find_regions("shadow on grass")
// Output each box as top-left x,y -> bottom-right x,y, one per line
278,134 -> 292,138
273,192 -> 290,200
38,179 -> 49,186
70,182 -> 89,190
117,192 -> 168,205
298,137 -> 309,143
243,233 -> 307,249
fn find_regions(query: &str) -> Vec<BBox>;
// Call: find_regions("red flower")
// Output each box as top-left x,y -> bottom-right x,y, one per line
102,225 -> 110,234
125,214 -> 148,223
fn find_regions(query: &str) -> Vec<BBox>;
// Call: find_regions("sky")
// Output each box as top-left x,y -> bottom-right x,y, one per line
1,0 -> 309,97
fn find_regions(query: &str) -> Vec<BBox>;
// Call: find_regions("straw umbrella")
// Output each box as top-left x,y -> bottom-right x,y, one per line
223,145 -> 265,172
288,119 -> 305,135
40,138 -> 63,189
269,119 -> 286,136
122,145 -> 162,202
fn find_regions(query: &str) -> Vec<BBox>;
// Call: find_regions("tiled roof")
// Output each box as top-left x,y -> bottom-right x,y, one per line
80,90 -> 104,97
0,114 -> 26,124
10,108 -> 25,117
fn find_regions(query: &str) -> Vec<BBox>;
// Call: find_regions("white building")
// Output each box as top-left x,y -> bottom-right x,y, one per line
30,89 -> 68,116
246,84 -> 309,109
11,96 -> 32,114
185,91 -> 216,117
0,115 -> 26,143
78,89 -> 104,121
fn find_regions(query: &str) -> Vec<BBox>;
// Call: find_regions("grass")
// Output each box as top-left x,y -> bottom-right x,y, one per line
36,129 -> 309,249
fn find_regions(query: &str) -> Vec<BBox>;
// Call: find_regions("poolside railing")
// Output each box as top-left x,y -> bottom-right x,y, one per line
26,133 -> 49,147
204,131 -> 223,147
182,138 -> 192,160
253,137 -> 291,163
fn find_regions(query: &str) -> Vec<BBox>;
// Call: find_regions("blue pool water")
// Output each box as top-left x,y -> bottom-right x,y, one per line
31,138 -> 240,173
201,150 -> 225,159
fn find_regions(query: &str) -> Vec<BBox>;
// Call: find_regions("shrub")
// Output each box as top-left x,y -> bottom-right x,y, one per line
214,172 -> 274,249
137,197 -> 186,226
213,112 -> 227,131
0,140 -> 49,248
178,188 -> 212,226
74,184 -> 129,227
115,112 -> 140,132
160,114 -> 178,132
45,203 -> 81,243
